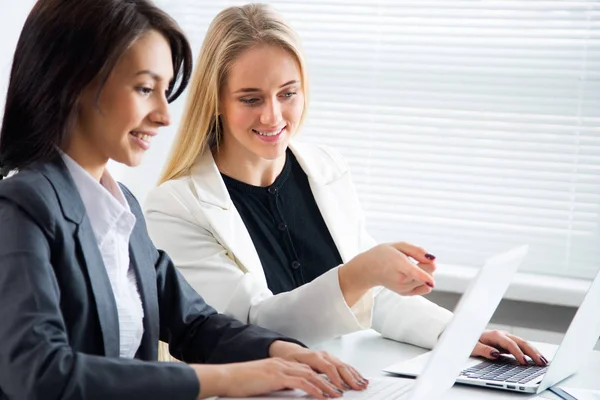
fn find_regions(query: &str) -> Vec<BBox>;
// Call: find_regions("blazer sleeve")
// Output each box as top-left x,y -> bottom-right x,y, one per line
354,205 -> 454,349
333,148 -> 454,349
144,185 -> 372,347
0,199 -> 199,400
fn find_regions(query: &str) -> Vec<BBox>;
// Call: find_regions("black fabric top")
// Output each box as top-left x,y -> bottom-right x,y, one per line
222,149 -> 343,294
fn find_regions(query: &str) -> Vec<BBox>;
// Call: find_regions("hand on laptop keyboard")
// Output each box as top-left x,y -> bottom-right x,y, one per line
471,329 -> 549,367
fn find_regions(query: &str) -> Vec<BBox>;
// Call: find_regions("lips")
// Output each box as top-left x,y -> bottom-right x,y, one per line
252,126 -> 286,137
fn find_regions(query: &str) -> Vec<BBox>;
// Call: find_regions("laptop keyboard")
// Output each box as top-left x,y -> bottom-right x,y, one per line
460,359 -> 548,384
342,378 -> 413,400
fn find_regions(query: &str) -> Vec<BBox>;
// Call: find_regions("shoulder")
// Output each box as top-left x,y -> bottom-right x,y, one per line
143,175 -> 205,226
290,141 -> 350,183
145,176 -> 195,212
0,170 -> 59,232
0,168 -> 54,201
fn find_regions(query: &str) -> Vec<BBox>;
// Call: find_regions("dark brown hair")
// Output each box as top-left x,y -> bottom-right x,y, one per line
0,0 -> 192,177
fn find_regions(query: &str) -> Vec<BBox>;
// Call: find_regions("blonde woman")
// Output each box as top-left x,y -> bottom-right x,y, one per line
145,4 -> 547,366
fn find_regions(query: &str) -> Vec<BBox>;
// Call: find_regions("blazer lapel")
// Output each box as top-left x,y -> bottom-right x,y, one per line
36,157 -> 120,357
289,142 -> 359,263
190,152 -> 268,287
128,237 -> 159,359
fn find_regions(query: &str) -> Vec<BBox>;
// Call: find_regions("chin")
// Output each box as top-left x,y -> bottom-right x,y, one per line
113,152 -> 145,168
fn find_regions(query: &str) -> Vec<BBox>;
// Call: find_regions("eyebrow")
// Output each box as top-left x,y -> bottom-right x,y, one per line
233,80 -> 299,94
135,70 -> 173,83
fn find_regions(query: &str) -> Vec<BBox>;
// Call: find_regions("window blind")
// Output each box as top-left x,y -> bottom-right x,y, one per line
158,0 -> 600,279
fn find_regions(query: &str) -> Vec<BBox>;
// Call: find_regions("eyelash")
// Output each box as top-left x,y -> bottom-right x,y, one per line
136,86 -> 154,96
241,92 -> 297,106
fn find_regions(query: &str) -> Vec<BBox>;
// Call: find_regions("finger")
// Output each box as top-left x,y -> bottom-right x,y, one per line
390,242 -> 437,264
337,365 -> 364,391
507,334 -> 548,366
395,257 -> 435,288
314,357 -> 345,390
298,352 -> 344,389
305,374 -> 343,398
347,365 -> 369,387
283,376 -> 328,399
406,283 -> 433,296
472,342 -> 502,360
416,261 -> 436,275
494,336 -> 527,365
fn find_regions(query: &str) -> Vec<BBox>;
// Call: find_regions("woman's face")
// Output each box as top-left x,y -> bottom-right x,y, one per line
69,29 -> 173,170
220,44 -> 304,162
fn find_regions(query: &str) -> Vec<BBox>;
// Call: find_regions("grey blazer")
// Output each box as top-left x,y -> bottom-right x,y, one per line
0,157 -> 299,400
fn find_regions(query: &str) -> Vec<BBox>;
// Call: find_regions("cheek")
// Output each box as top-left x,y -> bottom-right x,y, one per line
226,105 -> 256,132
100,92 -> 141,132
288,97 -> 305,123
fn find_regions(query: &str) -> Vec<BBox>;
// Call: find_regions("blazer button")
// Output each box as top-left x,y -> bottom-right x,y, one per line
268,186 -> 277,195
278,222 -> 287,231
291,261 -> 301,270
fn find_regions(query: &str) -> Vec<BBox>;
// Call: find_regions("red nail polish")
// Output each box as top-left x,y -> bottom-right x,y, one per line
491,350 -> 500,358
426,282 -> 434,288
425,253 -> 436,260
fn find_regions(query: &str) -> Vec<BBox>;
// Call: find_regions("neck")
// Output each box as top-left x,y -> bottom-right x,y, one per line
61,137 -> 107,182
214,140 -> 286,187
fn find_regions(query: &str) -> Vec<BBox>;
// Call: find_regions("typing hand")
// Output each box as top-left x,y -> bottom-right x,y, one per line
472,330 -> 549,367
269,341 -> 368,392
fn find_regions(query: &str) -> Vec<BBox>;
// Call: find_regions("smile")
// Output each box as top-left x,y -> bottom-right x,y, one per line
252,126 -> 285,137
130,131 -> 153,142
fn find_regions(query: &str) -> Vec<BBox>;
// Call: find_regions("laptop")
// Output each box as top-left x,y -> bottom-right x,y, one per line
222,245 -> 528,400
384,256 -> 600,395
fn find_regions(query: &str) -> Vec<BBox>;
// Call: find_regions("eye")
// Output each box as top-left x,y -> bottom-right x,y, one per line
281,92 -> 297,99
136,86 -> 154,96
241,98 -> 260,105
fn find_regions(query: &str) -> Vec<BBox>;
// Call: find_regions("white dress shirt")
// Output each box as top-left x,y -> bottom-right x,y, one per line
61,153 -> 144,358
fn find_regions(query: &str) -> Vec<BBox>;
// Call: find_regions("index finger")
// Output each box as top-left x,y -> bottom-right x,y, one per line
396,255 -> 435,288
390,242 -> 437,264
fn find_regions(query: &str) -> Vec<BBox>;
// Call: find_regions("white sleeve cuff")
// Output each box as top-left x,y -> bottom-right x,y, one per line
372,288 -> 453,349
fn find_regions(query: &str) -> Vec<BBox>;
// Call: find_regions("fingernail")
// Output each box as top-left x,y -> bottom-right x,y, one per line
522,356 -> 528,364
491,350 -> 500,358
336,389 -> 343,395
541,356 -> 548,365
359,380 -> 367,386
322,392 -> 330,398
342,383 -> 351,390
425,253 -> 436,260
426,282 -> 434,288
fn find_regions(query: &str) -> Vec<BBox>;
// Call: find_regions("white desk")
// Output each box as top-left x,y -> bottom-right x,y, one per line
314,330 -> 600,399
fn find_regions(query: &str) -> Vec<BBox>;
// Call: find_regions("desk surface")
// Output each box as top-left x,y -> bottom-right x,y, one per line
314,330 -> 600,399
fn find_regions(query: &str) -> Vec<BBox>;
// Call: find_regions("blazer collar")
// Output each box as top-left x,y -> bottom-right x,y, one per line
190,141 -> 347,209
31,155 -> 87,224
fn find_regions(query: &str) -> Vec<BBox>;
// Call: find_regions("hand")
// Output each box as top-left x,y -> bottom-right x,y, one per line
471,330 -> 549,367
340,242 -> 436,304
269,341 -> 368,392
198,358 -> 348,399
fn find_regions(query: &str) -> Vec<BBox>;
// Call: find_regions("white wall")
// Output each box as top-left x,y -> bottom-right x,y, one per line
0,0 -> 36,116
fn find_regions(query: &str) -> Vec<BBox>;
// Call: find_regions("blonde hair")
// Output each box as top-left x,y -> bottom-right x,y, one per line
158,3 -> 309,184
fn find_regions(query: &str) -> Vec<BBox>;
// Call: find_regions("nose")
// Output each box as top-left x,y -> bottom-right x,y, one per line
260,98 -> 282,126
150,96 -> 171,127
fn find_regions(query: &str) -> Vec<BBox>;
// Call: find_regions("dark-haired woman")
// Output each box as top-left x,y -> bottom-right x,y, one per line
0,1 -> 368,399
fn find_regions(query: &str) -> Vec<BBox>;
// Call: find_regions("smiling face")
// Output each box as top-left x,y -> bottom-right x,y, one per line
219,44 -> 304,163
65,29 -> 174,178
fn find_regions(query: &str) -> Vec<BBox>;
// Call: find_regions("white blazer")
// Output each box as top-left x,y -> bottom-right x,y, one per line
144,141 -> 452,348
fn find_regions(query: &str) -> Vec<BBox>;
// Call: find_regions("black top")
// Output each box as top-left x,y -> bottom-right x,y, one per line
222,150 -> 343,294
